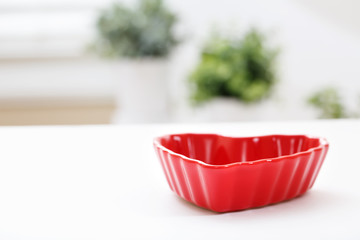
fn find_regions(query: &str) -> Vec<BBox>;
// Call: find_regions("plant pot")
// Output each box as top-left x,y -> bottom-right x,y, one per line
111,58 -> 169,123
191,98 -> 278,122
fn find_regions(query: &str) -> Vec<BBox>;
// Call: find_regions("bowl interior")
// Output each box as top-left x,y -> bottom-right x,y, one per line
157,134 -> 322,165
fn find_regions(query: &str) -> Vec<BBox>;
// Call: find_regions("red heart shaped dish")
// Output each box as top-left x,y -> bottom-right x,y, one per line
154,134 -> 329,212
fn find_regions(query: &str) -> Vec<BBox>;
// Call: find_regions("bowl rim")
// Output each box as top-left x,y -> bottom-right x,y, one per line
153,133 -> 329,169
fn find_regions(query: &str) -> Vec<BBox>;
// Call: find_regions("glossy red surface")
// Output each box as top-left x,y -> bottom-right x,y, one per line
154,134 -> 329,212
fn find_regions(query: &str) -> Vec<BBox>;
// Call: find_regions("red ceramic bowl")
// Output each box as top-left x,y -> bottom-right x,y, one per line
153,133 -> 329,213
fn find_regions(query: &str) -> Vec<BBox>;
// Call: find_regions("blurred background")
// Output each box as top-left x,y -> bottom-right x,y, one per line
0,0 -> 359,125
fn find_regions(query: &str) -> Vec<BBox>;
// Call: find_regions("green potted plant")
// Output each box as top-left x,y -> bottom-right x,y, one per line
94,0 -> 179,123
188,29 -> 278,121
307,87 -> 348,119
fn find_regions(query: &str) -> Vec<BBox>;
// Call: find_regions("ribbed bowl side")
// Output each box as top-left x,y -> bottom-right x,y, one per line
155,145 -> 213,210
282,153 -> 312,200
229,146 -> 328,211
308,145 -> 329,189
213,153 -> 313,212
283,146 -> 328,201
286,149 -> 320,199
249,159 -> 288,208
208,164 -> 266,212
157,147 -> 186,200
179,159 -> 212,209
155,146 -> 175,192
265,154 -> 301,204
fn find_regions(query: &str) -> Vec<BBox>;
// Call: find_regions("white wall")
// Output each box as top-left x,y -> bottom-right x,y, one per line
166,0 -> 360,121
0,0 -> 359,122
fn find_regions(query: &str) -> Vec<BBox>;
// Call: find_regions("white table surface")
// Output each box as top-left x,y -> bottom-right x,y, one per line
0,120 -> 359,239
